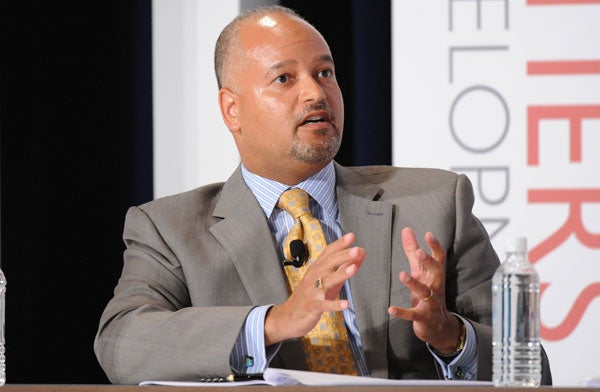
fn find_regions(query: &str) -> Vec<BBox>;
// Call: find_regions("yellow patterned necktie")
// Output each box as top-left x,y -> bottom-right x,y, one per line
277,188 -> 358,375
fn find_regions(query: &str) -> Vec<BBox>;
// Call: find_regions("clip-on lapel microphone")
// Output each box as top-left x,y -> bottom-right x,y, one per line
282,239 -> 308,268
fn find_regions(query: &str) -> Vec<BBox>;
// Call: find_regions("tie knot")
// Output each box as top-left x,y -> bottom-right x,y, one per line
278,188 -> 311,220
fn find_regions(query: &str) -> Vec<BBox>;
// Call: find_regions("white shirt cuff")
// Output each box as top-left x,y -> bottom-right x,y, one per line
427,314 -> 478,380
230,305 -> 281,374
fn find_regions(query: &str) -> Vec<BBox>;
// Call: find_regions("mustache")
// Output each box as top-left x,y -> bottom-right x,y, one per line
293,101 -> 336,128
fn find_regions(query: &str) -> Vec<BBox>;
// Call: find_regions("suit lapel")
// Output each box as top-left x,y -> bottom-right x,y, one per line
335,164 -> 392,379
210,164 -> 396,374
209,167 -> 290,306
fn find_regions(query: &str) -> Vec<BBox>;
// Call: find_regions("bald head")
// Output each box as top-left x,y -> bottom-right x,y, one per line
214,6 -> 311,89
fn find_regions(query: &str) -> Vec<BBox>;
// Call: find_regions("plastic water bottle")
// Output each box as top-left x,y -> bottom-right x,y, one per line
492,237 -> 541,387
0,269 -> 5,386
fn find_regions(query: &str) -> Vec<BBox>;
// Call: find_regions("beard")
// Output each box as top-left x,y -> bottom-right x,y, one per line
290,102 -> 342,163
290,127 -> 341,163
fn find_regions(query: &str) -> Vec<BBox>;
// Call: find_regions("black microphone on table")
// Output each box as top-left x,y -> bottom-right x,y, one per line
282,239 -> 308,268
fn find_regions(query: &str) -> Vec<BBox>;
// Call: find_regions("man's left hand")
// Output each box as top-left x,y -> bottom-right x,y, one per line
387,227 -> 462,355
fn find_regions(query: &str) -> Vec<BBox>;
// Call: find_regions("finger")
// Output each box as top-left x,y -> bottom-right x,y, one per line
401,227 -> 422,275
414,247 -> 442,277
320,298 -> 350,312
327,232 -> 356,253
315,242 -> 365,275
424,231 -> 446,265
307,287 -> 351,311
325,246 -> 364,276
404,232 -> 445,277
321,255 -> 361,287
400,271 -> 433,301
312,232 -> 355,266
337,246 -> 365,272
387,305 -> 416,321
406,233 -> 445,281
313,247 -> 364,299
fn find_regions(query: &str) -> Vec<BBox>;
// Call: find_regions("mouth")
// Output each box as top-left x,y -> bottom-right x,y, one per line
299,110 -> 333,127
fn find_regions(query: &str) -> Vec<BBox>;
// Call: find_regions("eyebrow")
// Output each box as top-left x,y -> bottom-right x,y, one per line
267,60 -> 297,75
266,55 -> 334,77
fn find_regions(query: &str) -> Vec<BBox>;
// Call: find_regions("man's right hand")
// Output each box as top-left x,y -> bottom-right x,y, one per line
263,232 -> 365,345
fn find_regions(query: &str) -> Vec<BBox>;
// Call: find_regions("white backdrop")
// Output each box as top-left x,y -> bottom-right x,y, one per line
152,0 -> 278,198
393,0 -> 600,386
152,0 -> 240,198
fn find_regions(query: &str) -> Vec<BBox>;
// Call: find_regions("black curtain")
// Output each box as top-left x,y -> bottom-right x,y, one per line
281,0 -> 392,166
0,0 -> 153,384
0,0 -> 389,384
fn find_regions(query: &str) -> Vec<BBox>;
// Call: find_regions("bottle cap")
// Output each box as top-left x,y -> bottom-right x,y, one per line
506,237 -> 527,253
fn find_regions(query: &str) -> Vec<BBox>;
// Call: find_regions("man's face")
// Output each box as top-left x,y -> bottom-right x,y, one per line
222,13 -> 344,184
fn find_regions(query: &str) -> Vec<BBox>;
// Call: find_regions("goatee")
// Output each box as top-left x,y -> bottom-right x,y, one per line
290,127 -> 341,163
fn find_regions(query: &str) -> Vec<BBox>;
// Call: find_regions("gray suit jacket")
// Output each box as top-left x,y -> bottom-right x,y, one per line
94,163 -> 550,384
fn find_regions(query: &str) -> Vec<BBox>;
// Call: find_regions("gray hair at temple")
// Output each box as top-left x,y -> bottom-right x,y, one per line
213,5 -> 303,90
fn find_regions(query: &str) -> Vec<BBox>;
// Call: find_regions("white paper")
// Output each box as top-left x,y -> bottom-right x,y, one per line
140,367 -> 494,387
140,379 -> 273,387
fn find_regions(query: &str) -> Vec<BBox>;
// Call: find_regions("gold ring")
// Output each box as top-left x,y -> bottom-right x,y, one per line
315,278 -> 325,289
423,288 -> 434,301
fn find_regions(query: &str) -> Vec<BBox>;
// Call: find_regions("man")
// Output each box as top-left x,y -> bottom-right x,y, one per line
94,6 -> 551,385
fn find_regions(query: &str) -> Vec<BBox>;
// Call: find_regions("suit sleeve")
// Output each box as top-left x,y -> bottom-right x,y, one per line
94,206 -> 252,384
449,174 -> 552,384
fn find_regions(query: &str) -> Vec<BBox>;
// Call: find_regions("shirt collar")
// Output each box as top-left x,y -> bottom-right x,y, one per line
241,162 -> 337,219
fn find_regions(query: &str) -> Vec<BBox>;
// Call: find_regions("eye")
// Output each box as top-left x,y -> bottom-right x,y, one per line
275,74 -> 290,84
318,69 -> 333,78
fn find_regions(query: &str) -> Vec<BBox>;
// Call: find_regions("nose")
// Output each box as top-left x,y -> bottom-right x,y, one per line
299,76 -> 326,103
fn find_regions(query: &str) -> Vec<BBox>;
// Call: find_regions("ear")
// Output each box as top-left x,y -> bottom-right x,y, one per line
218,87 -> 241,133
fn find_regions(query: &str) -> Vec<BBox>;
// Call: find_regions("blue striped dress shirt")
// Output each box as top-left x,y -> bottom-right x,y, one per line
229,162 -> 478,380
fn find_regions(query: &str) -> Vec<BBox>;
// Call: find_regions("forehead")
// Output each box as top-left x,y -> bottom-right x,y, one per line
237,13 -> 333,69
